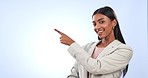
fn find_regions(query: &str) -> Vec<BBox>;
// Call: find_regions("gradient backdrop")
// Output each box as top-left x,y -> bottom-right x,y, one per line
0,0 -> 147,78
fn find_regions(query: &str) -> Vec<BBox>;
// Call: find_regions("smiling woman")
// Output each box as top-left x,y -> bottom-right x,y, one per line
55,6 -> 133,78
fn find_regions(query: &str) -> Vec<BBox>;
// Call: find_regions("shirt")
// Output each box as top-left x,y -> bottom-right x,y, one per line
92,47 -> 104,59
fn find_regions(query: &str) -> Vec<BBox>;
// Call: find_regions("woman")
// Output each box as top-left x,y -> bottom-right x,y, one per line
55,6 -> 133,78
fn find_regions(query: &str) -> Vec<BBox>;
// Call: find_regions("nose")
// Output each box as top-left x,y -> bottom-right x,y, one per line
94,24 -> 100,32
94,23 -> 101,29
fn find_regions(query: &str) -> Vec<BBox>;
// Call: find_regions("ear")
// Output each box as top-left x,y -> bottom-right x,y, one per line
112,19 -> 117,28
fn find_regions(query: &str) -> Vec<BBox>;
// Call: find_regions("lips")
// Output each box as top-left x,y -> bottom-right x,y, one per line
96,28 -> 105,34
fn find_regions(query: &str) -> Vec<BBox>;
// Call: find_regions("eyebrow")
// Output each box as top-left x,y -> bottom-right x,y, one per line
92,18 -> 104,23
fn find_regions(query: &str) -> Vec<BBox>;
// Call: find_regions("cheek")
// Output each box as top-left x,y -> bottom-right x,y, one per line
105,28 -> 113,36
104,25 -> 113,33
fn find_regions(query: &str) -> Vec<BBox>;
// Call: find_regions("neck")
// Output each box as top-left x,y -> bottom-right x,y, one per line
101,38 -> 115,46
99,35 -> 115,47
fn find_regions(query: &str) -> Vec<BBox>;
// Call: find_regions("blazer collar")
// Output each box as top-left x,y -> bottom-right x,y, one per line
98,40 -> 122,58
88,40 -> 122,58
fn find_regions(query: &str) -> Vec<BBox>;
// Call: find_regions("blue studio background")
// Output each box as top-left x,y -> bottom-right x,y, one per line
0,0 -> 147,78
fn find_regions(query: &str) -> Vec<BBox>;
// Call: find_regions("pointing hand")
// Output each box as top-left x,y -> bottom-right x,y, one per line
54,29 -> 75,46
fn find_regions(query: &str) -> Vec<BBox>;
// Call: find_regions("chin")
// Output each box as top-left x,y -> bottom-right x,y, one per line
98,36 -> 105,40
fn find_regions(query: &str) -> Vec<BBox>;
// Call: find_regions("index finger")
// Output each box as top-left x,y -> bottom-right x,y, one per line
54,29 -> 63,35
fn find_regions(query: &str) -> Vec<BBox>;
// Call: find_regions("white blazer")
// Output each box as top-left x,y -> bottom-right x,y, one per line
67,40 -> 133,78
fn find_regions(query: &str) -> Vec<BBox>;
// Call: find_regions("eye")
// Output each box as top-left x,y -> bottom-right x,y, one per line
93,22 -> 96,26
99,20 -> 105,24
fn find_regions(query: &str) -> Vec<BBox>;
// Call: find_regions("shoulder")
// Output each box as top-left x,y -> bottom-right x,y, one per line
114,40 -> 133,56
83,42 -> 96,47
113,40 -> 132,49
82,41 -> 101,48
110,40 -> 133,54
118,41 -> 132,51
82,42 -> 98,51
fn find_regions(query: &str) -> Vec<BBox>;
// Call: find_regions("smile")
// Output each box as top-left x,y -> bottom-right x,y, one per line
96,28 -> 105,34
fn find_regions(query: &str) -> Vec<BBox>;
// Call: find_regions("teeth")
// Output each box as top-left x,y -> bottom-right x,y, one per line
96,28 -> 105,33
96,30 -> 104,32
99,31 -> 103,33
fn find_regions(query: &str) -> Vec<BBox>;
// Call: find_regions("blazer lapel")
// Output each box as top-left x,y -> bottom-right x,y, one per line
87,41 -> 101,56
97,40 -> 121,58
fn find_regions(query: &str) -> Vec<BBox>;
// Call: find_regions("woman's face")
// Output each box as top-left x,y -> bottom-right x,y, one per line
92,13 -> 116,40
